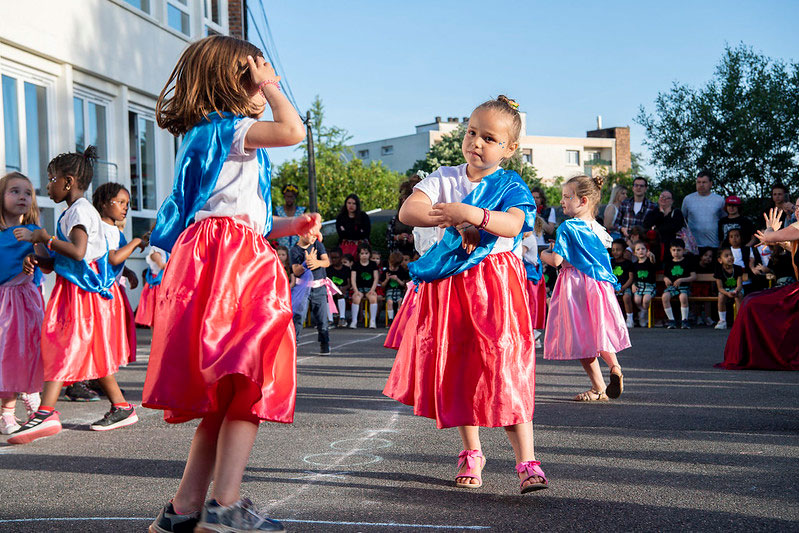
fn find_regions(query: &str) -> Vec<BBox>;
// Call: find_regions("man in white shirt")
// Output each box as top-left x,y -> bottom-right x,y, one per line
681,170 -> 726,249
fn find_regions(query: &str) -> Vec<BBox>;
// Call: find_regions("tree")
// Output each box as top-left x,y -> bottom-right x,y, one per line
636,43 -> 799,200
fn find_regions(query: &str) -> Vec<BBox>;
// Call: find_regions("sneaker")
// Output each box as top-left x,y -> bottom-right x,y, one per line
0,413 -> 20,435
714,320 -> 727,330
20,392 -> 41,419
704,316 -> 715,327
65,381 -> 100,402
337,318 -> 347,328
197,498 -> 285,532
625,317 -> 634,328
320,343 -> 330,355
149,501 -> 200,533
681,320 -> 691,329
90,405 -> 139,431
665,320 -> 676,329
348,322 -> 357,329
7,410 -> 62,444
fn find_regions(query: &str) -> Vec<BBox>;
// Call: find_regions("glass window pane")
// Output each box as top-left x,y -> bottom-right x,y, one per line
74,97 -> 85,152
2,75 -> 21,173
139,117 -> 156,209
211,0 -> 221,24
129,112 -> 140,210
132,216 -> 155,238
168,4 -> 190,35
24,82 -> 49,195
39,207 -> 55,237
88,102 -> 107,160
123,0 -> 150,13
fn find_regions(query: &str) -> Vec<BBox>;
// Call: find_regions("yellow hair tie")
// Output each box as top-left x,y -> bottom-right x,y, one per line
507,100 -> 519,110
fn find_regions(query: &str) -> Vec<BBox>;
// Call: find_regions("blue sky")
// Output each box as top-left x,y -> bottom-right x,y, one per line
250,1 -> 799,176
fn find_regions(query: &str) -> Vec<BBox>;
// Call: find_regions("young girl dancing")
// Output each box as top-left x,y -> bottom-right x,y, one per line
0,173 -> 44,434
540,175 -> 630,402
384,96 -> 547,494
10,147 -> 138,444
135,245 -> 169,327
142,36 -> 317,533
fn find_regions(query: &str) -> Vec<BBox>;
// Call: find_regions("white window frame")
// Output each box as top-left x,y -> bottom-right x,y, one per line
381,145 -> 394,156
566,150 -> 580,166
120,0 -> 152,15
128,105 -> 159,219
357,149 -> 369,159
204,0 -> 225,35
165,0 -> 192,37
74,87 -> 116,198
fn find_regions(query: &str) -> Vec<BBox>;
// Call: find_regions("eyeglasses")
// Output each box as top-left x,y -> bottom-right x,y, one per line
633,184 -> 647,188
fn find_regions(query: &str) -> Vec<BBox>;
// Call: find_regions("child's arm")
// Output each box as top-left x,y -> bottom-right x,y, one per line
674,271 -> 697,286
270,214 -> 322,240
23,253 -> 54,275
350,270 -> 357,290
735,275 -> 743,295
316,252 -> 330,269
243,56 -> 305,149
621,272 -> 634,291
369,269 -> 379,293
429,202 -> 525,239
108,237 -> 147,266
122,266 -> 139,289
539,245 -> 563,268
15,226 -> 88,261
151,251 -> 166,270
292,261 -> 306,278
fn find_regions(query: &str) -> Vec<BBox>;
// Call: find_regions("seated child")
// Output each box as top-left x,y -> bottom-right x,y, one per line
327,247 -> 351,327
713,246 -> 743,329
610,239 -> 634,327
381,251 -> 410,324
661,238 -> 696,329
631,242 -> 657,327
624,225 -> 646,261
725,227 -> 764,294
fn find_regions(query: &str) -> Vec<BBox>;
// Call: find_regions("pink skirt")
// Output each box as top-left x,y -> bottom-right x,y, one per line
42,274 -> 132,382
142,217 -> 297,424
526,278 -> 547,330
384,280 -> 418,350
383,252 -> 535,429
134,282 -> 159,327
543,265 -> 631,360
0,275 -> 44,394
119,285 -> 137,363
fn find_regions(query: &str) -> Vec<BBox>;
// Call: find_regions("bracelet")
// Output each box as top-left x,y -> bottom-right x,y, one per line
477,208 -> 490,230
46,235 -> 56,251
258,79 -> 280,97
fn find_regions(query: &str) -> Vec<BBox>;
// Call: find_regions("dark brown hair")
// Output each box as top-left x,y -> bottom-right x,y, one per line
0,172 -> 40,229
474,95 -> 523,143
92,182 -> 128,212
156,35 -> 265,135
47,145 -> 97,190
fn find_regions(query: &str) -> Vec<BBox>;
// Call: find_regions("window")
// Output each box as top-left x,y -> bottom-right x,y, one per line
2,73 -> 50,195
566,150 -> 580,165
522,148 -> 533,164
357,149 -> 369,159
129,110 -> 157,234
585,151 -> 601,162
167,0 -> 191,35
123,0 -> 150,13
204,0 -> 224,35
74,94 -> 114,188
381,145 -> 393,156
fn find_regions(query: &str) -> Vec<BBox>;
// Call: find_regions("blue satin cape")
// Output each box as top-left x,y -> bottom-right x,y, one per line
53,213 -> 115,299
108,230 -> 127,281
0,225 -> 42,286
150,112 -> 272,252
553,219 -> 619,290
524,260 -> 543,283
144,250 -> 170,286
409,168 -> 536,283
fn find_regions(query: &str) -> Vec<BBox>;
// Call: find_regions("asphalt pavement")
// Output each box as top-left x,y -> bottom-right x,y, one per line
1,324 -> 797,532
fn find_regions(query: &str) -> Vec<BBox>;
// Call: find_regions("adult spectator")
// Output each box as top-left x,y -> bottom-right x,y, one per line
336,193 -> 371,256
387,173 -> 424,256
274,183 -> 306,248
616,177 -> 657,237
761,183 -> 796,229
530,187 -> 557,245
643,189 -> 685,260
718,203 -> 799,370
718,195 -> 755,246
604,185 -> 628,239
681,170 -> 725,249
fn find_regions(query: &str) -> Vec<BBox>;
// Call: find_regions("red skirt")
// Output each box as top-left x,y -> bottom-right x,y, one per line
119,285 -> 137,363
134,282 -> 159,327
142,217 -> 297,424
526,278 -> 547,330
384,281 -> 418,350
717,282 -> 799,370
383,252 -> 535,429
42,275 -> 132,382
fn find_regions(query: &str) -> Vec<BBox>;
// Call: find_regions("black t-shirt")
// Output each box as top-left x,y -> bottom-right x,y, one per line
631,259 -> 657,284
383,266 -> 410,289
714,264 -> 743,290
352,260 -> 379,289
290,241 -> 327,280
611,258 -> 632,287
327,264 -> 351,288
772,251 -> 797,280
663,257 -> 694,283
718,215 -> 755,245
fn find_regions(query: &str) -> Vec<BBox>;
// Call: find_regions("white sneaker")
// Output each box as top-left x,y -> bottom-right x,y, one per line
0,413 -> 20,435
535,338 -> 543,349
348,322 -> 357,329
625,317 -> 634,328
368,323 -> 377,329
714,321 -> 727,330
20,393 -> 40,419
638,313 -> 648,327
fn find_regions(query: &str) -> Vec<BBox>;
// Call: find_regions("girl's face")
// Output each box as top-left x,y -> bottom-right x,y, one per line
611,243 -> 625,260
3,178 -> 33,221
104,189 -> 130,222
371,252 -> 381,264
277,249 -> 288,264
699,249 -> 713,266
346,198 -> 357,213
560,184 -> 584,217
359,249 -> 371,262
634,243 -> 648,260
462,109 -> 516,174
617,189 -> 628,203
727,230 -> 742,247
46,172 -> 72,203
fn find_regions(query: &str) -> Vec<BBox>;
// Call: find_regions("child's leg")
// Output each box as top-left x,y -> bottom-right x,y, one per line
678,293 -> 690,321
1,396 -> 16,412
310,289 -> 329,346
456,425 -> 483,485
661,292 -> 672,317
40,381 -> 64,409
622,292 -> 633,314
386,298 -> 395,321
172,411 -> 226,513
96,374 -> 128,405
366,292 -> 378,327
504,421 -> 545,488
211,418 -> 259,505
579,357 -> 605,392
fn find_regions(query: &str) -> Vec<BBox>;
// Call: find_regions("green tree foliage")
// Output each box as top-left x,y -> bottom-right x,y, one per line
636,43 -> 799,199
272,96 -> 403,221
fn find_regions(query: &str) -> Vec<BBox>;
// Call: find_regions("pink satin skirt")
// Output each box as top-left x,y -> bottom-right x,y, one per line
142,217 -> 297,424
383,252 -> 535,429
0,275 -> 44,394
526,278 -> 547,330
119,285 -> 137,363
134,282 -> 159,327
543,265 -> 631,360
384,280 -> 418,350
42,275 -> 132,382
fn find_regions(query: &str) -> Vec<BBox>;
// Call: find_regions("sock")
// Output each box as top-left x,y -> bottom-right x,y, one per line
38,405 -> 55,414
719,311 -> 727,322
350,303 -> 360,324
388,308 -> 395,320
337,299 -> 346,318
369,303 -> 378,325
1,406 -> 14,415
112,402 -> 131,410
680,306 -> 690,321
534,329 -> 542,340
626,313 -> 633,321
664,307 -> 675,321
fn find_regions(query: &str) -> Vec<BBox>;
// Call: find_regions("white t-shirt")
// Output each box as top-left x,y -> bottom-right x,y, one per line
59,197 -> 106,263
535,208 -> 557,246
195,117 -> 267,234
587,219 -> 613,248
413,164 -> 518,255
731,246 -> 745,269
521,233 -> 539,266
145,246 -> 168,275
101,221 -> 122,250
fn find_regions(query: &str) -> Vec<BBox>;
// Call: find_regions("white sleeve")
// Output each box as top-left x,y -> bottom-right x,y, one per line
230,117 -> 258,157
413,168 -> 444,204
548,209 -> 557,224
61,200 -> 96,239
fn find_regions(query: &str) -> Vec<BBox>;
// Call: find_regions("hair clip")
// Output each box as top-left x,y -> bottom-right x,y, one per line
507,100 -> 519,110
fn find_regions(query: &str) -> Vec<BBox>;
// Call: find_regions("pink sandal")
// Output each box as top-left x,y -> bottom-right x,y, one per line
516,460 -> 548,494
455,449 -> 485,489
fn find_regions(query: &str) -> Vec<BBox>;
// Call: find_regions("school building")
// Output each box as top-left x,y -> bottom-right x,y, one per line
350,114 -> 631,182
0,0 -> 246,306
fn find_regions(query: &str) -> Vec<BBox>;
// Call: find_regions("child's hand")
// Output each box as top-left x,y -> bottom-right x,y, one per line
139,231 -> 151,250
457,224 -> 481,254
293,213 -> 322,241
647,251 -> 656,262
664,278 -> 673,287
631,284 -> 638,293
305,247 -> 320,270
13,227 -> 43,243
246,55 -> 280,91
124,270 -> 139,290
22,254 -> 38,275
673,279 -> 681,287
430,202 -> 470,228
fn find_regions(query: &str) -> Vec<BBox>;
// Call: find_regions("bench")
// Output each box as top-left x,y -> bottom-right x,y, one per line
644,273 -> 743,328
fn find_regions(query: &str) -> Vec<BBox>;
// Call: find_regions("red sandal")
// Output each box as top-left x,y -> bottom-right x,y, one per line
455,449 -> 485,489
516,460 -> 548,494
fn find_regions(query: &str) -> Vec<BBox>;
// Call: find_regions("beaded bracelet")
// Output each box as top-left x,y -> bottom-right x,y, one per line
258,79 -> 281,97
477,208 -> 490,229
46,235 -> 56,251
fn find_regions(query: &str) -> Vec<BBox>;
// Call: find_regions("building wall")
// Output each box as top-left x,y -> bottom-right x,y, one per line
0,0 -> 235,307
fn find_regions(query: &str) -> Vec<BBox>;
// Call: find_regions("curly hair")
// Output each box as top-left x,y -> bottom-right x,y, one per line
92,182 -> 128,213
47,145 -> 97,191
